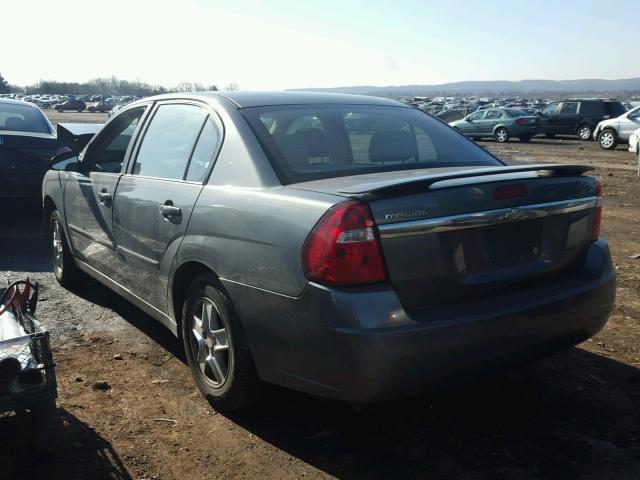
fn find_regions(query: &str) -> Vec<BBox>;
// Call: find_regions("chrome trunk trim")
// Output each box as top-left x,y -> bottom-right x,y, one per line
378,197 -> 598,239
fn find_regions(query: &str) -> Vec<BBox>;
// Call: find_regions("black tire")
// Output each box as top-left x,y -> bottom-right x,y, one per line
182,274 -> 261,411
494,127 -> 509,143
597,129 -> 618,150
77,108 -> 83,113
88,107 -> 95,113
519,135 -> 531,143
577,124 -> 593,141
56,107 -> 63,113
50,210 -> 80,288
545,133 -> 555,139
32,399 -> 60,455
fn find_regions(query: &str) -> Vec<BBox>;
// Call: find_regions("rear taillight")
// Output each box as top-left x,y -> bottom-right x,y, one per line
301,201 -> 388,286
592,179 -> 602,241
515,118 -> 525,126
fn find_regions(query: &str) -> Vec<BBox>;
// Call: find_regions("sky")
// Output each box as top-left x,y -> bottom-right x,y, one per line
3,0 -> 639,90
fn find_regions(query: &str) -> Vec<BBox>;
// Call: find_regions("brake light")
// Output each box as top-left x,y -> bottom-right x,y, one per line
494,184 -> 529,200
301,201 -> 388,285
515,118 -> 525,126
592,179 -> 602,241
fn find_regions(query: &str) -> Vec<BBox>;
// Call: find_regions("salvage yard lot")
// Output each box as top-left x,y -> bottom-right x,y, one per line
1,111 -> 640,479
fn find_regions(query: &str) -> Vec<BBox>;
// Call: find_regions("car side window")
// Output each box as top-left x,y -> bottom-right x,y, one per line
541,104 -> 558,116
560,103 -> 579,115
485,110 -> 501,120
185,117 -> 221,182
83,106 -> 146,173
468,111 -> 484,121
133,104 -> 208,180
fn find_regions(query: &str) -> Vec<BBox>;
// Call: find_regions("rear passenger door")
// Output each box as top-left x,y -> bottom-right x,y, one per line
476,109 -> 501,135
113,101 -> 223,312
557,102 -> 580,134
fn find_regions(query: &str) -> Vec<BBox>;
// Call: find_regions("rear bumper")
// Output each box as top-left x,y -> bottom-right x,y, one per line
224,240 -> 615,402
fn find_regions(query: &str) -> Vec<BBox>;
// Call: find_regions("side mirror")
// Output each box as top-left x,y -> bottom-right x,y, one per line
50,151 -> 79,171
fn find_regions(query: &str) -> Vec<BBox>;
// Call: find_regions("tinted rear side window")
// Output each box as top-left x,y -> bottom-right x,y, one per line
242,105 -> 501,183
579,102 -> 605,116
0,103 -> 51,134
604,102 -> 626,117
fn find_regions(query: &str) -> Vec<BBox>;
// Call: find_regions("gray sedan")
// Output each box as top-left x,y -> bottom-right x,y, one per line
450,108 -> 539,142
43,92 -> 614,410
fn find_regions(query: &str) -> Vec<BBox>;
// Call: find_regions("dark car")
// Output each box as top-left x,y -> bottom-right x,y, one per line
43,92 -> 615,411
0,99 -> 63,201
87,101 -> 113,113
54,100 -> 87,113
536,99 -> 627,140
449,108 -> 538,142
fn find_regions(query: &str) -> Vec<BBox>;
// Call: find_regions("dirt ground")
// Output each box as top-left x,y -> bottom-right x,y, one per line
1,121 -> 640,479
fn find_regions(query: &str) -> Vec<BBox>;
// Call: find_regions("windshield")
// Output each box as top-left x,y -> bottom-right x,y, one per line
0,102 -> 51,134
242,105 -> 502,184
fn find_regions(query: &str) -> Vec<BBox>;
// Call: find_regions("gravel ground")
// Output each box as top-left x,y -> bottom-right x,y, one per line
1,122 -> 640,479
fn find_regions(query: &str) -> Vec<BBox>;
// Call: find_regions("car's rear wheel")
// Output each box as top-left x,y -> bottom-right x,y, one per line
88,107 -> 95,113
50,210 -> 80,287
182,274 -> 261,411
577,124 -> 593,141
494,127 -> 509,143
598,129 -> 618,150
56,107 -> 63,113
77,108 -> 83,113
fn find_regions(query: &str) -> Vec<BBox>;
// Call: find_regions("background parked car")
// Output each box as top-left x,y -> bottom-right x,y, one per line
536,99 -> 627,140
0,99 -> 63,202
87,101 -> 114,113
54,100 -> 87,112
593,105 -> 640,150
449,108 -> 538,142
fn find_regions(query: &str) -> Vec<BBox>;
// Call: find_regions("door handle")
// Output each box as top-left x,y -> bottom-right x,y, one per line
98,189 -> 112,204
160,201 -> 182,218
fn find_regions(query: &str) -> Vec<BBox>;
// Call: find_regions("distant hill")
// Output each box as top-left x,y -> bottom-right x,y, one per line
290,78 -> 640,98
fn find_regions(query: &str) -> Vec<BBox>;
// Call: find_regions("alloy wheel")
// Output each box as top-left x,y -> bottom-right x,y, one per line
578,126 -> 591,140
189,297 -> 230,387
496,129 -> 508,142
599,131 -> 615,149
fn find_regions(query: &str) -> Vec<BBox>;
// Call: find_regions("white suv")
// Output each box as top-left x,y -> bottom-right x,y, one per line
594,105 -> 640,150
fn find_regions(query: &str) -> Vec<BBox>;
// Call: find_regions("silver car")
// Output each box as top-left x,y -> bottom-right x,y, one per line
42,92 -> 614,411
594,105 -> 640,149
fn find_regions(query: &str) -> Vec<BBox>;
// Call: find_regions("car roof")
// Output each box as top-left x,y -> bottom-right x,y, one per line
135,91 -> 407,109
0,98 -> 41,107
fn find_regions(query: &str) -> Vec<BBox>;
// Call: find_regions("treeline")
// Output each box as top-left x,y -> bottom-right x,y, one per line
4,75 -> 236,96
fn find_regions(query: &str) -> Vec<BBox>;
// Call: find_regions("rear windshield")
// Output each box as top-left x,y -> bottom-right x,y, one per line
505,109 -> 526,117
241,105 -> 502,183
0,102 -> 51,134
604,102 -> 626,117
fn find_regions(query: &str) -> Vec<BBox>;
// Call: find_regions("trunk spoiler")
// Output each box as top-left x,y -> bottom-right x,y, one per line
338,164 -> 593,196
57,123 -> 102,152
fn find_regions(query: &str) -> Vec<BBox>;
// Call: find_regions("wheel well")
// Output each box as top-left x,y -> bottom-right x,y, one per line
42,196 -> 56,233
171,261 -> 218,328
576,123 -> 592,133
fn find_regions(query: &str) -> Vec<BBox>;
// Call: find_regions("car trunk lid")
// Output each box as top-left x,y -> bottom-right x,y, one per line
294,164 -> 599,313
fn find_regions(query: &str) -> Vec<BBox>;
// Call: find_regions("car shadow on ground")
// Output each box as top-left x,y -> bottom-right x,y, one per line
226,349 -> 640,479
0,408 -> 133,479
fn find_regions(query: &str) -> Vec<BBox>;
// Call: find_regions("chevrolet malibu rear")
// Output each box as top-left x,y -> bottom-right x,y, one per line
45,92 -> 615,411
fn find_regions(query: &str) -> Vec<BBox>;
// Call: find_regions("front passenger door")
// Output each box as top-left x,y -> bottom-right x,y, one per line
63,106 -> 148,281
113,102 -> 222,312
